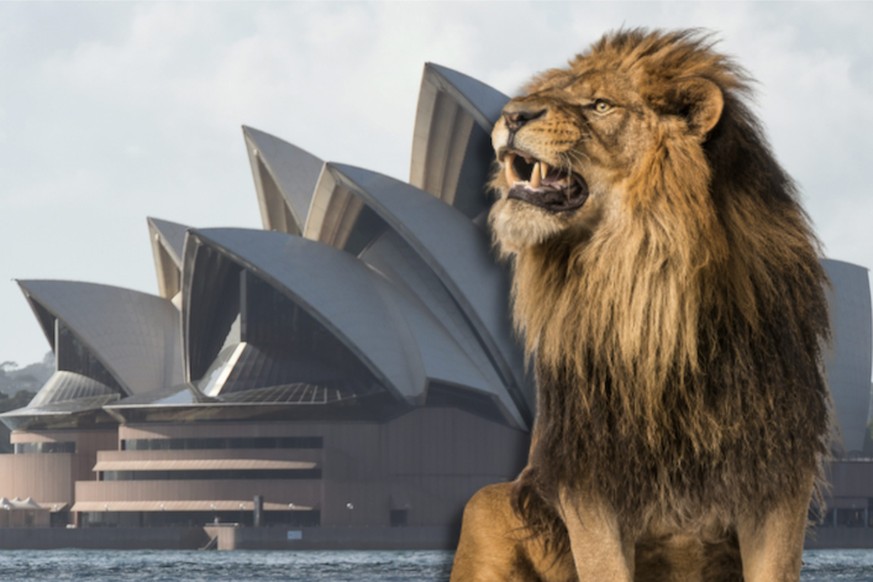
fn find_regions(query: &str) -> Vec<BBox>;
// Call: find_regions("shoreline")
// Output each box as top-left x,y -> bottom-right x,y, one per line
0,525 -> 868,551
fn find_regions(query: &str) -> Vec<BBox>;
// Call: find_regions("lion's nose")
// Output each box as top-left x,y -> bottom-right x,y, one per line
503,107 -> 546,132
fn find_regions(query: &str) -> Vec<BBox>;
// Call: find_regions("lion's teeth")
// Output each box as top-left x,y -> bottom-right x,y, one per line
540,162 -> 550,181
530,162 -> 542,188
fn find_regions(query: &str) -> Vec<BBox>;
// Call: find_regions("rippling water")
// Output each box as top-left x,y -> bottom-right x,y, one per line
0,550 -> 449,581
803,549 -> 873,581
0,549 -> 870,581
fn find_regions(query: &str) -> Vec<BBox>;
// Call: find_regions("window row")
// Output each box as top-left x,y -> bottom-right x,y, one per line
120,436 -> 323,451
14,441 -> 76,454
98,469 -> 322,481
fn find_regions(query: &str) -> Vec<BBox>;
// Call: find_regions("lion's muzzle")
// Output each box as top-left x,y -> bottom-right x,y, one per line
503,151 -> 589,213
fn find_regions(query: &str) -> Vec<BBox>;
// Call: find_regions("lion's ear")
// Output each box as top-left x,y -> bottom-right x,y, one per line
670,77 -> 724,138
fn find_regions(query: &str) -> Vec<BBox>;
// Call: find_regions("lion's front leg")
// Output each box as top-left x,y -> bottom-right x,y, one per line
735,475 -> 814,582
451,482 -> 576,582
558,488 -> 635,582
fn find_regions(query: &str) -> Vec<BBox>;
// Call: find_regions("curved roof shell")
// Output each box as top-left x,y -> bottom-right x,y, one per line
147,217 -> 190,302
16,280 -> 183,398
410,63 -> 509,222
0,369 -> 123,430
305,164 -> 532,422
243,126 -> 324,235
181,228 -> 525,427
183,228 -> 425,405
821,259 -> 873,454
29,371 -> 119,408
358,231 -> 513,399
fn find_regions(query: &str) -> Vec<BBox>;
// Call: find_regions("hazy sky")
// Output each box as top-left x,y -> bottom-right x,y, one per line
1,2 -> 871,368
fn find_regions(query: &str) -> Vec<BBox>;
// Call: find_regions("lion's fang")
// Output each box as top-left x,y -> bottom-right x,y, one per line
540,161 -> 550,182
530,162 -> 542,188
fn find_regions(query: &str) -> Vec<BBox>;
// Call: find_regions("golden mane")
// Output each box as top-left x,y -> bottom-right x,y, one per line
499,29 -> 830,537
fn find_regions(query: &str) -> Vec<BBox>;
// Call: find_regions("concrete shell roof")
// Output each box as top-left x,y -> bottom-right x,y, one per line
147,217 -> 190,301
243,126 -> 324,235
182,228 -> 526,426
29,370 -> 119,407
416,63 -> 509,133
308,164 -> 532,421
821,259 -> 873,453
147,217 -> 188,268
358,231 -> 513,395
184,228 -> 426,404
17,280 -> 183,397
0,371 -> 120,427
410,63 -> 510,221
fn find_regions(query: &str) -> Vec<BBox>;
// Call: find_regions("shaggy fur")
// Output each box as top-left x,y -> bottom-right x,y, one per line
458,29 -> 832,580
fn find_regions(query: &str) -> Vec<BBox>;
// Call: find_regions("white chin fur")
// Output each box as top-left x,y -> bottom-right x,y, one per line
489,198 -> 564,255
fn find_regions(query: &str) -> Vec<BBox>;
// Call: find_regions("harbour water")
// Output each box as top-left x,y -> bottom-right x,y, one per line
0,549 -> 871,581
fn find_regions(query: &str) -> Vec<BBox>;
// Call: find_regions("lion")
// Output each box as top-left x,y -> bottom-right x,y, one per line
450,29 -> 831,582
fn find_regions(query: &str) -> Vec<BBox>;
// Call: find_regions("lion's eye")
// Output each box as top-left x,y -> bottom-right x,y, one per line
593,99 -> 612,113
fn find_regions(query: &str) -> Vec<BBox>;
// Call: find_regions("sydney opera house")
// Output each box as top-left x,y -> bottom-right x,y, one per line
0,63 -> 871,549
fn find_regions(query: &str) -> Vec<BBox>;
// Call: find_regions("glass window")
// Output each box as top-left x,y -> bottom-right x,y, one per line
120,436 -> 323,451
14,441 -> 76,454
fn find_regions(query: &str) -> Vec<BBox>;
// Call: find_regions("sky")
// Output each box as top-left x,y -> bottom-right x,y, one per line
0,1 -> 871,369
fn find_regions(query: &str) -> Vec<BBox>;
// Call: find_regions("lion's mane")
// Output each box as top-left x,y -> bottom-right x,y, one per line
504,30 -> 831,543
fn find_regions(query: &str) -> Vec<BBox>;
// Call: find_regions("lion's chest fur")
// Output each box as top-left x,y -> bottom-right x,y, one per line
516,235 -> 830,531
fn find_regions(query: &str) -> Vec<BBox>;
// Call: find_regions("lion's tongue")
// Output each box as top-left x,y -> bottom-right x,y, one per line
528,189 -> 566,207
508,173 -> 589,212
509,185 -> 567,207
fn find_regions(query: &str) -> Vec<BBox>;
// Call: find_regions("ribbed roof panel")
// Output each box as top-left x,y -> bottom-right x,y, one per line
243,126 -> 324,235
410,63 -> 510,221
147,217 -> 190,301
821,259 -> 873,454
17,280 -> 183,397
147,217 -> 189,268
317,165 -> 532,423
184,228 -> 427,404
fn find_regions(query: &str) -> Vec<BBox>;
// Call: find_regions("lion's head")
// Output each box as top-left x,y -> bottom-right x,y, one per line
490,29 -> 734,255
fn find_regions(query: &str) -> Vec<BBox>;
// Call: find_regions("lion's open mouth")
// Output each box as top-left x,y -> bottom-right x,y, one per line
502,152 -> 588,213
